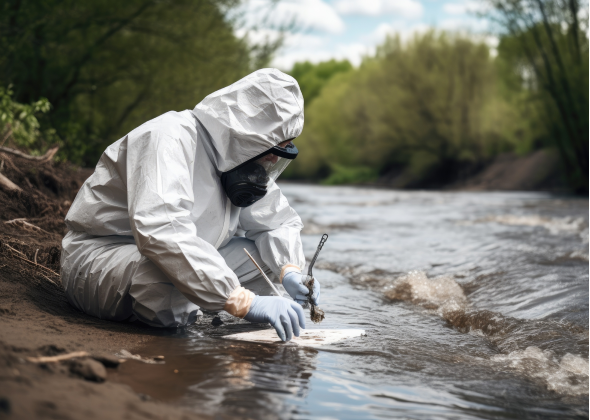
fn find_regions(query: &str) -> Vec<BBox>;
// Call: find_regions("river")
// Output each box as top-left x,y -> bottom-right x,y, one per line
110,185 -> 589,419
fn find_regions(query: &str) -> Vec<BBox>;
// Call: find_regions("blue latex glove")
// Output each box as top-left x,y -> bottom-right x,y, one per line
243,296 -> 306,342
282,271 -> 320,306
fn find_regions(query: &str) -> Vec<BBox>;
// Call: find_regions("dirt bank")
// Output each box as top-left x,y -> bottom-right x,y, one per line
451,149 -> 567,192
376,149 -> 568,192
0,152 -> 204,420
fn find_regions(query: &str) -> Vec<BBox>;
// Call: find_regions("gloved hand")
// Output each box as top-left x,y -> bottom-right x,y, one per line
243,296 -> 306,342
282,271 -> 320,306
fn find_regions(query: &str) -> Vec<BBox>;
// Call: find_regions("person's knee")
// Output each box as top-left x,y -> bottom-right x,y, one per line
129,257 -> 201,328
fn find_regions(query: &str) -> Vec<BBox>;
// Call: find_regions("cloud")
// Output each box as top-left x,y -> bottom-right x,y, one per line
365,21 -> 430,44
438,17 -> 488,32
272,41 -> 373,69
334,0 -> 423,18
240,0 -> 345,34
272,19 -> 435,70
443,1 -> 489,16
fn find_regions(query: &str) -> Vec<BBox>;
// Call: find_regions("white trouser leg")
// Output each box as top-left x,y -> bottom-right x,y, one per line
128,256 -> 202,328
61,231 -> 201,328
61,233 -> 287,328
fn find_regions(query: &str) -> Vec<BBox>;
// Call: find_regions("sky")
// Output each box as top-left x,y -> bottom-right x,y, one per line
239,0 -> 492,70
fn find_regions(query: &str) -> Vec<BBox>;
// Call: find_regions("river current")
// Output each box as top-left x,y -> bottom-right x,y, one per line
110,185 -> 589,419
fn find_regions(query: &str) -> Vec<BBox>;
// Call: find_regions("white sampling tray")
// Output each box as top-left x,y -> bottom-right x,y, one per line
223,328 -> 365,347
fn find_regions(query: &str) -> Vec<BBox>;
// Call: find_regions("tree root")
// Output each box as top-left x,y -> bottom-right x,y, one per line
4,218 -> 52,236
0,171 -> 22,191
3,243 -> 60,278
27,351 -> 90,363
0,145 -> 59,163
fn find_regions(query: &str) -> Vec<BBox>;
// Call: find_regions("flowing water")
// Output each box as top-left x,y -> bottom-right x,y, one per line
110,185 -> 589,419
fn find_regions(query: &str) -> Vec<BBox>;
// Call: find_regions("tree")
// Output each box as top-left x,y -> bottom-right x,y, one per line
288,32 -> 528,186
0,0 -> 278,165
485,0 -> 589,193
289,59 -> 352,106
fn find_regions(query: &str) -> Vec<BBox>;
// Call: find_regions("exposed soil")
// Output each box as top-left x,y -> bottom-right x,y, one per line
0,152 -> 205,420
377,149 -> 568,192
451,149 -> 567,191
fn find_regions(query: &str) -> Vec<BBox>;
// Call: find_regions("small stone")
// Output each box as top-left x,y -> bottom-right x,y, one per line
69,359 -> 107,382
153,355 -> 165,361
138,393 -> 152,401
211,316 -> 223,326
38,344 -> 66,356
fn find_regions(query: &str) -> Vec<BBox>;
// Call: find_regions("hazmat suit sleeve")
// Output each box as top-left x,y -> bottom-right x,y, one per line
238,181 -> 306,280
126,129 -> 253,315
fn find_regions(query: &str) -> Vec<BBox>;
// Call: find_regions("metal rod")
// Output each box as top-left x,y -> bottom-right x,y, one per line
307,234 -> 328,277
243,248 -> 282,296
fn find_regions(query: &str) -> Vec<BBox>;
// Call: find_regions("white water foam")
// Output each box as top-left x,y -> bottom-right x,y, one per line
491,347 -> 589,396
580,228 -> 589,244
384,270 -> 467,316
384,271 -> 589,396
477,215 -> 586,235
566,249 -> 589,261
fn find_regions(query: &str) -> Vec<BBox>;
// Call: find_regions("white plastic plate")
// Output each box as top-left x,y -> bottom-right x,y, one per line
223,328 -> 365,347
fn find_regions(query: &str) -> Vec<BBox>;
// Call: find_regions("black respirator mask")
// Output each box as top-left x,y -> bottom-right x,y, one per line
221,141 -> 298,207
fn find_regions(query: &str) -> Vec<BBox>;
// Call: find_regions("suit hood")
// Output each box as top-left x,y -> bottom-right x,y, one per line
192,68 -> 304,173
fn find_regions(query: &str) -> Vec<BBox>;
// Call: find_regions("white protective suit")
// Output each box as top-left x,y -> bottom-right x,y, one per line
61,68 -> 306,327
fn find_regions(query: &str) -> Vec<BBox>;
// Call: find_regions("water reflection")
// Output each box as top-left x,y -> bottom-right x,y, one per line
110,327 -> 318,419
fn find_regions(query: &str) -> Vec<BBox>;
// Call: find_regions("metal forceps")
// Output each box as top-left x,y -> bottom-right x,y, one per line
307,234 -> 328,279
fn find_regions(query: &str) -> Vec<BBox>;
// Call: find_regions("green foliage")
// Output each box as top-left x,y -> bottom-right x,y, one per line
485,0 -> 589,193
289,59 -> 353,105
0,0 -> 277,165
321,164 -> 378,185
289,31 -> 533,186
0,85 -> 57,152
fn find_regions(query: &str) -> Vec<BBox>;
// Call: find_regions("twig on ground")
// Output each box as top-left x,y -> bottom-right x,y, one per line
27,351 -> 89,363
0,145 -> 59,163
116,350 -> 165,364
4,219 -> 53,236
3,243 -> 60,277
2,242 -> 26,257
34,249 -> 39,264
40,273 -> 58,286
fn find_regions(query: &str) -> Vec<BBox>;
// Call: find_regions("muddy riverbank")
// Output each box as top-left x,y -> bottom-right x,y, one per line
0,153 -> 205,419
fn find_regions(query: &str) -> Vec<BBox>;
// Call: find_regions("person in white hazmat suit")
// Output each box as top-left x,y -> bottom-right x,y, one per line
60,68 -> 320,342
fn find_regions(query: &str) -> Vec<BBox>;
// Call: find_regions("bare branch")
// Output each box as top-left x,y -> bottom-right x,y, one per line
27,351 -> 90,363
0,172 -> 21,191
0,145 -> 59,162
3,243 -> 60,277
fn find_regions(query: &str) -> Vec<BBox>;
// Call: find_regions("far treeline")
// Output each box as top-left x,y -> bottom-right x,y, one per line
285,0 -> 588,193
0,0 -> 588,193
